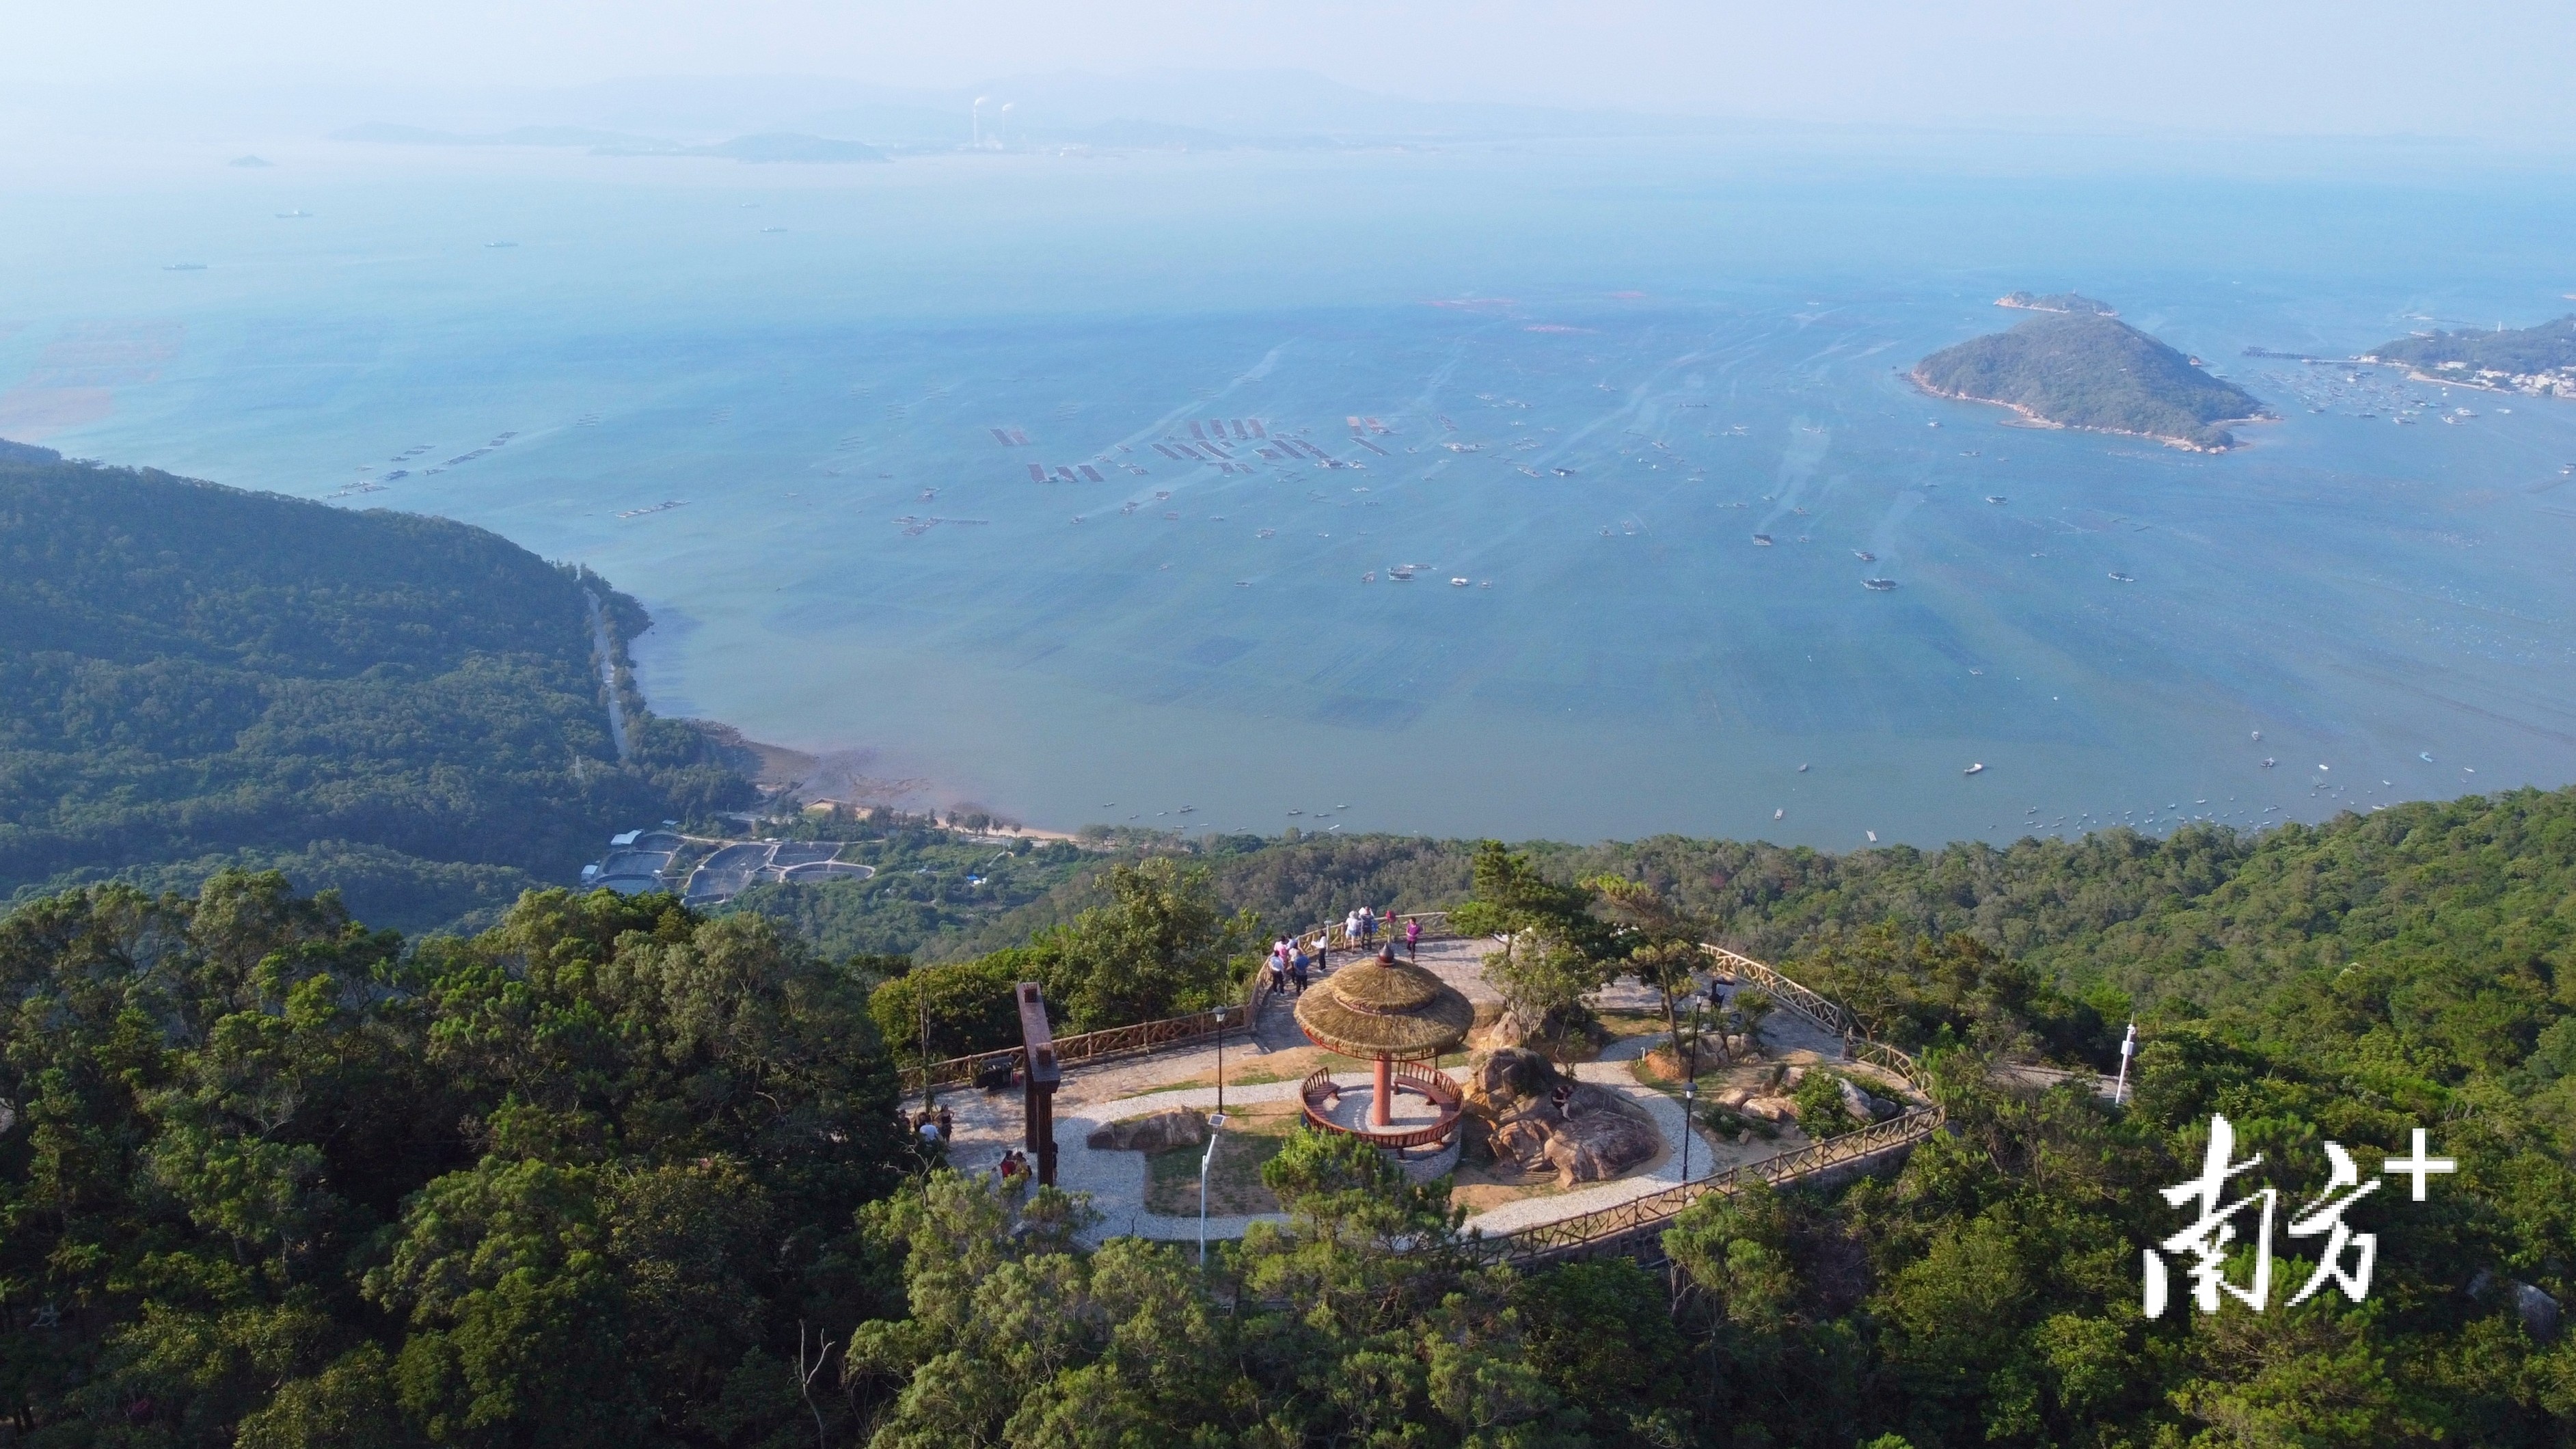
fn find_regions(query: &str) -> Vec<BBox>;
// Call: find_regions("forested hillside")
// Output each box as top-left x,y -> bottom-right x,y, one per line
11,792 -> 2576,1444
912,788 -> 2576,1059
0,446 -> 752,932
0,877 -> 911,1447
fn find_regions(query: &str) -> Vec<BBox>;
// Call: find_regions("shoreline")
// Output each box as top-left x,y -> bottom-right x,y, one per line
1908,368 -> 2267,453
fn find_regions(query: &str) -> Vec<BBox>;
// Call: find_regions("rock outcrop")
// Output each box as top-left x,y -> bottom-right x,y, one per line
1085,1109 -> 1209,1153
1463,1048 -> 1661,1187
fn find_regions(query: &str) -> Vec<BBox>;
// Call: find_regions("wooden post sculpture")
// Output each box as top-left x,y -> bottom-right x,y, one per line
1016,981 -> 1063,1187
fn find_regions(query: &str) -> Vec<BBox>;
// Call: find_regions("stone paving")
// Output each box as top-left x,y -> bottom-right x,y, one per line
927,934 -> 1875,1247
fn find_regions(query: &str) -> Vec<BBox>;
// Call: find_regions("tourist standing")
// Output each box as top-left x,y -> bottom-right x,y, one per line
1344,908 -> 1363,947
1290,942 -> 1312,994
1405,917 -> 1422,960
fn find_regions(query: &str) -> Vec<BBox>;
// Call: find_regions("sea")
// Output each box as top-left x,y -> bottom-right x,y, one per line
7,127 -> 2575,848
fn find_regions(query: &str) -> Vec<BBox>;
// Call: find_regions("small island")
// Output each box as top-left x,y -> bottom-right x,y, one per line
2361,314 -> 2576,398
1996,290 -> 2117,316
1914,308 -> 2269,451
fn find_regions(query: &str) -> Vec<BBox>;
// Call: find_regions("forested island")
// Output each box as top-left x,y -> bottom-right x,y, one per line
1994,290 -> 2117,316
1914,308 -> 2268,450
2364,314 -> 2576,397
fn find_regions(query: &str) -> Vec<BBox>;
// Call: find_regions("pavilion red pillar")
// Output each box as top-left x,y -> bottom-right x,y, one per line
1016,982 -> 1063,1187
1372,1055 -> 1393,1127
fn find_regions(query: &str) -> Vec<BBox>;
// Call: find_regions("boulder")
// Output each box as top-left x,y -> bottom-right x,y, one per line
1463,1047 -> 1563,1118
2519,1283 -> 2563,1341
1739,1095 -> 1798,1122
1713,1085 -> 1753,1109
1838,1076 -> 1899,1124
1543,1096 -> 1661,1186
1469,1008 -> 1538,1052
1084,1109 -> 1209,1153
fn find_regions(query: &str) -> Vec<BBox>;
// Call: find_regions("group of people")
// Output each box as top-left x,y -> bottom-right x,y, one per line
1262,908 -> 1425,996
910,1104 -> 954,1146
1263,934 -> 1316,995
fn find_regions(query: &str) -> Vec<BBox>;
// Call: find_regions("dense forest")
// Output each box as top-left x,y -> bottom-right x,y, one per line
2367,314 -> 2576,377
10,783 -> 2576,1444
0,447 -> 753,934
1912,311 -> 2266,449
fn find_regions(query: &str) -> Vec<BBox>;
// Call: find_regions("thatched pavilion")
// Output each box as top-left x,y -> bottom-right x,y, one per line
1292,953 -> 1474,1146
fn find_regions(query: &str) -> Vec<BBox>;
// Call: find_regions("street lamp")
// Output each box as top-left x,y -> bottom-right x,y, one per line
1214,1005 -> 1228,1118
1681,1077 -> 1696,1186
1199,1112 -> 1227,1267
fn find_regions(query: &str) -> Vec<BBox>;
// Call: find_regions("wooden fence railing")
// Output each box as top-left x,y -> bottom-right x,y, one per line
1700,945 -> 1852,1037
901,911 -> 1461,1092
1470,1101 -> 1945,1269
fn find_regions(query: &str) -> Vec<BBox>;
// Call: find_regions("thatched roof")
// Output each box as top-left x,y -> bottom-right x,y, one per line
1294,959 -> 1474,1058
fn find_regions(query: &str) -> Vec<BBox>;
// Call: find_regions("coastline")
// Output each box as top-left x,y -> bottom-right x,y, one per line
1907,368 -> 2265,453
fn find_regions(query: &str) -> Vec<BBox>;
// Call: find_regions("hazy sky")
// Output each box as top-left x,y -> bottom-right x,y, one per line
17,0 -> 2576,141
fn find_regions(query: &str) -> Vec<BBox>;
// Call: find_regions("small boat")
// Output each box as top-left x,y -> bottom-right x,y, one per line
2108,571 -> 2136,582
274,210 -> 312,219
1361,571 -> 1377,583
1751,534 -> 1774,546
1866,830 -> 1877,843
1772,809 -> 1785,821
1450,577 -> 1471,587
1963,763 -> 1985,776
484,241 -> 516,248
1854,550 -> 1876,562
2419,752 -> 2435,762
2262,758 -> 2277,769
1862,578 -> 1897,591
1797,763 -> 1809,772
1985,495 -> 2007,504
2251,730 -> 2263,741
162,262 -> 206,271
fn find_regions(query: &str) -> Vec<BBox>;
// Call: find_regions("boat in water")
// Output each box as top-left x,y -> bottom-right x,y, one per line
1985,495 -> 2007,504
1963,762 -> 1985,776
1854,550 -> 1875,562
2108,571 -> 2136,582
1862,578 -> 1897,591
162,262 -> 206,271
1450,577 -> 1471,587
1751,534 -> 1774,546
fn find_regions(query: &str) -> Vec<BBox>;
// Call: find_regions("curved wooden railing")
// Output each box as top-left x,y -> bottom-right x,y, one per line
1700,944 -> 1852,1037
1469,1101 -> 1944,1268
1298,1060 -> 1465,1150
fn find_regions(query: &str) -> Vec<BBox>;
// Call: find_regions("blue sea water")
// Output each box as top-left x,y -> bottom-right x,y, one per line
5,133 -> 2575,846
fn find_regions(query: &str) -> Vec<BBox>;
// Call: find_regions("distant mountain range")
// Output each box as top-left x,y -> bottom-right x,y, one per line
324,67 -> 1750,155
331,122 -> 888,163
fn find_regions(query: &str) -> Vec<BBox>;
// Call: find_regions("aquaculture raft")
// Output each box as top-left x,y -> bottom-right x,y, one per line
1292,956 -> 1473,1146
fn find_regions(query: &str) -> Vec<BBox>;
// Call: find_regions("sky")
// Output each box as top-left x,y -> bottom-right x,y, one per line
13,0 -> 2576,144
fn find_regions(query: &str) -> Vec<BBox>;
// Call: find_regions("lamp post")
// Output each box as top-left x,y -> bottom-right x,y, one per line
1214,1006 -> 1228,1118
1681,1077 -> 1696,1186
1199,1113 -> 1226,1268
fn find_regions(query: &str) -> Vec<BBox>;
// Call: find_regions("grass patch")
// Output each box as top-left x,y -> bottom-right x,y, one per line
1143,1108 -> 1298,1215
